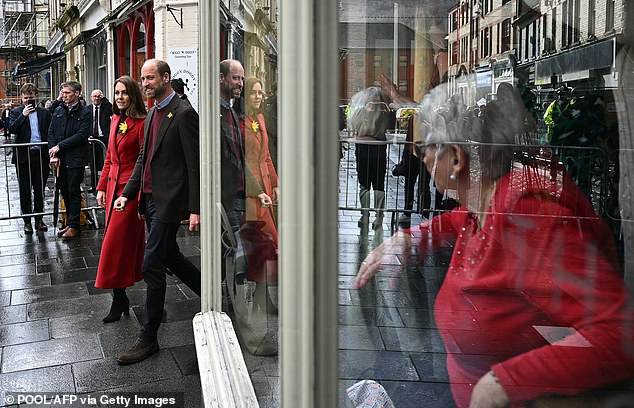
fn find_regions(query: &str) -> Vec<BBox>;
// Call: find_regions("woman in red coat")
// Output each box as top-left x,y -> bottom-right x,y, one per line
240,77 -> 278,282
95,76 -> 147,323
355,84 -> 634,407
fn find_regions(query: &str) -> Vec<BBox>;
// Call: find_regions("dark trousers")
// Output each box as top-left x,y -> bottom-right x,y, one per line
16,150 -> 49,223
58,166 -> 84,229
89,137 -> 106,191
140,196 -> 201,340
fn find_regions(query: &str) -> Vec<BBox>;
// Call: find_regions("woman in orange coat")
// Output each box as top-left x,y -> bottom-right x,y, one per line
240,77 -> 278,282
95,76 -> 147,322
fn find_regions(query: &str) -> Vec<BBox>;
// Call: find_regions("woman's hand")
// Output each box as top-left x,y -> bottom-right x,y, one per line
353,231 -> 411,289
258,192 -> 272,208
469,371 -> 510,408
96,191 -> 106,208
272,187 -> 280,203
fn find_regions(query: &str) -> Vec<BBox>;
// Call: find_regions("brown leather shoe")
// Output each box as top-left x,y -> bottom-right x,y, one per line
57,226 -> 70,237
61,227 -> 80,239
117,338 -> 159,365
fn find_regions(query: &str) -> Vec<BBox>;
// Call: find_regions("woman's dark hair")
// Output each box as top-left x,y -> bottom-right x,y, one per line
170,78 -> 185,95
112,76 -> 147,118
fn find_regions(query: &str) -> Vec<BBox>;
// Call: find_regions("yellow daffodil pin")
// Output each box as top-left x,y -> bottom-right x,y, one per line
251,120 -> 260,133
118,121 -> 128,134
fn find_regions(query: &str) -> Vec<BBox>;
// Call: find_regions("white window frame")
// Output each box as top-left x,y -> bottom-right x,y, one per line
197,0 -> 339,406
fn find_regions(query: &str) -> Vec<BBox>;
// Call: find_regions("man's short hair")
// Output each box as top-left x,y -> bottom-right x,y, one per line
220,59 -> 241,77
20,83 -> 38,95
61,81 -> 82,93
155,59 -> 171,80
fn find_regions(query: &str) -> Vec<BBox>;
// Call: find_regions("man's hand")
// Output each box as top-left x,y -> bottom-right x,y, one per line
189,213 -> 200,232
469,371 -> 510,408
113,196 -> 128,212
272,187 -> 280,203
48,145 -> 60,158
96,191 -> 106,208
22,105 -> 35,116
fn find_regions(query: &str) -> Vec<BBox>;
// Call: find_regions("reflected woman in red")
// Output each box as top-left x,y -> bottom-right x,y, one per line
240,77 -> 279,282
355,83 -> 634,407
95,76 -> 147,323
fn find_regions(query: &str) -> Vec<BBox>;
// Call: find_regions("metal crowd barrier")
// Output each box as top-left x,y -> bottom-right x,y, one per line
339,136 -> 619,233
0,138 -> 107,229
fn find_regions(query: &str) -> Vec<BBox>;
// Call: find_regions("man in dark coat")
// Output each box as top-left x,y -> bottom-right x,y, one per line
48,81 -> 91,239
114,59 -> 201,365
89,89 -> 113,192
8,83 -> 52,233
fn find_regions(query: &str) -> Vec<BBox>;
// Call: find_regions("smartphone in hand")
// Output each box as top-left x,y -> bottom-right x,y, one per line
27,99 -> 36,110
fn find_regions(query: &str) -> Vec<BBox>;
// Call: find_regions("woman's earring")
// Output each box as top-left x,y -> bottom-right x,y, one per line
449,174 -> 457,181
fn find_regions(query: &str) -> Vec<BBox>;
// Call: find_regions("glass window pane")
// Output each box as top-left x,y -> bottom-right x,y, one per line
338,1 -> 634,407
218,2 -> 280,405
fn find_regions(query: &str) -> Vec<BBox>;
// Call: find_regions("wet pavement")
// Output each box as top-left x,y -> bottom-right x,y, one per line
0,142 -> 203,407
0,139 -> 454,408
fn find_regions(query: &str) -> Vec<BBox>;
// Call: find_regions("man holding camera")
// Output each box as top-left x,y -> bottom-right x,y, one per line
8,83 -> 52,233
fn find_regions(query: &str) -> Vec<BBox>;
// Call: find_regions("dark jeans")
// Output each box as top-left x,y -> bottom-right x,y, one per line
140,195 -> 201,340
16,150 -> 49,223
58,166 -> 85,229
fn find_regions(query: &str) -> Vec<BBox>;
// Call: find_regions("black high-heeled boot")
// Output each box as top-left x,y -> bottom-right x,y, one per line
103,289 -> 130,323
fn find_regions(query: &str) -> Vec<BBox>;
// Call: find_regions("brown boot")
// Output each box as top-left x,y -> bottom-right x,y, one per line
117,338 -> 159,365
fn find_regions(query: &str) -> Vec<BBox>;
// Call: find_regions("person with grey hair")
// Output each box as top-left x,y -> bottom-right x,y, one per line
48,80 -> 91,239
348,87 -> 394,229
354,83 -> 634,407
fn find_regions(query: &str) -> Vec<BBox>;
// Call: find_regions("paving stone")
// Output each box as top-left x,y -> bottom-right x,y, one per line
0,254 -> 36,267
250,374 -> 279,407
338,325 -> 385,351
0,292 -> 9,307
410,353 -> 450,383
339,349 -> 419,381
97,325 -> 144,358
104,374 -> 201,408
11,282 -> 89,305
0,320 -> 49,347
0,274 -> 51,292
397,308 -> 436,329
169,344 -> 199,376
339,305 -> 404,327
0,305 -> 26,325
50,268 -> 98,285
376,380 -> 455,408
72,353 -> 180,393
241,348 -> 279,378
0,365 -> 76,404
0,263 -> 36,278
380,327 -> 447,353
157,319 -> 196,348
1,335 -> 102,373
163,298 -> 200,322
27,293 -> 112,320
49,311 -> 140,339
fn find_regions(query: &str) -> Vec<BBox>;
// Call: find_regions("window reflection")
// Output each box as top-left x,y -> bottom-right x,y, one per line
340,1 -> 634,407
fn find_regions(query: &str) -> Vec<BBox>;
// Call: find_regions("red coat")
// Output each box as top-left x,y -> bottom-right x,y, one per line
241,114 -> 278,281
95,115 -> 145,289
415,168 -> 634,407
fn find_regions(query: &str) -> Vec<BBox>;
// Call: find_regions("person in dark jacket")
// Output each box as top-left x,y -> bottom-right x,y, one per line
8,83 -> 52,233
89,89 -> 113,192
48,81 -> 92,239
